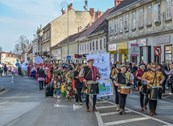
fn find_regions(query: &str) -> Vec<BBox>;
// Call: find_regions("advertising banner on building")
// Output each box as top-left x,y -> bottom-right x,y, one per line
87,53 -> 113,97
131,44 -> 139,56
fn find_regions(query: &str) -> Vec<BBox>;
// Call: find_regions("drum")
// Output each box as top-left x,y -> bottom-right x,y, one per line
120,86 -> 131,94
86,81 -> 99,95
149,86 -> 162,100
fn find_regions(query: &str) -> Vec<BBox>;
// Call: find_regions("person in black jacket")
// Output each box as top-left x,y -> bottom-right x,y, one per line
37,66 -> 46,90
72,70 -> 83,105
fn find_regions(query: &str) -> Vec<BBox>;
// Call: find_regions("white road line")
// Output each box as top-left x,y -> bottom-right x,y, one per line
97,105 -> 115,109
97,101 -> 108,104
104,117 -> 150,126
104,100 -> 173,126
100,111 -> 130,116
95,111 -> 105,126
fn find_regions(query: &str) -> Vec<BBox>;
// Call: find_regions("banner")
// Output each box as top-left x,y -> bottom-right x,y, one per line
130,44 -> 139,56
34,56 -> 43,64
87,53 -> 113,97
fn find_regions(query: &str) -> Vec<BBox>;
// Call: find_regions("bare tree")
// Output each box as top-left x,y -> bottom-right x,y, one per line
0,46 -> 2,52
14,35 -> 30,54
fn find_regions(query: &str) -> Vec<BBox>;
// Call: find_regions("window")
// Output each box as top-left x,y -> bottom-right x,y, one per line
92,41 -> 95,51
153,3 -> 161,23
119,17 -> 123,33
96,40 -> 98,50
132,12 -> 136,30
165,45 -> 172,63
114,19 -> 118,34
147,5 -> 152,26
90,42 -> 92,51
124,14 -> 129,31
166,0 -> 172,20
109,20 -> 114,36
138,9 -> 144,28
100,39 -> 102,50
104,39 -> 106,49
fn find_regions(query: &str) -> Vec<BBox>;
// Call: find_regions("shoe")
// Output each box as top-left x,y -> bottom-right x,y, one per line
93,107 -> 98,112
86,107 -> 89,112
144,105 -> 147,110
141,108 -> 144,112
79,102 -> 82,105
150,110 -> 154,116
116,104 -> 120,111
119,109 -> 123,115
169,93 -> 173,95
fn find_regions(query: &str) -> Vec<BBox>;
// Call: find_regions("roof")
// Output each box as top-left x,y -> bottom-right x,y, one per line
78,8 -> 114,38
91,20 -> 108,35
52,30 -> 86,49
110,0 -> 139,14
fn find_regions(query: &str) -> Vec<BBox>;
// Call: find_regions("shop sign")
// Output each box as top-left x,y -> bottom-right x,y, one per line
130,44 -> 139,56
108,44 -> 116,51
119,49 -> 128,54
140,39 -> 147,46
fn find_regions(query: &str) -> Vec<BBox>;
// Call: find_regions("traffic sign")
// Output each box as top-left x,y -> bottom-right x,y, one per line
66,56 -> 71,61
154,46 -> 162,56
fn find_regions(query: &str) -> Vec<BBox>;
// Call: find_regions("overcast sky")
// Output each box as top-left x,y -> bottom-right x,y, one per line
0,0 -> 114,52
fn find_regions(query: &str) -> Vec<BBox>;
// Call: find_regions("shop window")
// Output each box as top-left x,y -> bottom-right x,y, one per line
96,40 -> 98,50
100,39 -> 102,50
164,45 -> 172,63
131,56 -> 137,64
148,46 -> 151,63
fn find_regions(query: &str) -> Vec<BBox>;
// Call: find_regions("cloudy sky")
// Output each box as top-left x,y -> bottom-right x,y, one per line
0,0 -> 114,52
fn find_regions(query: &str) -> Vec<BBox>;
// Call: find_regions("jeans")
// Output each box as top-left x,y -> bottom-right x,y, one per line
140,92 -> 148,108
119,93 -> 127,109
75,88 -> 82,103
54,88 -> 61,96
114,86 -> 119,105
39,81 -> 43,90
86,94 -> 96,108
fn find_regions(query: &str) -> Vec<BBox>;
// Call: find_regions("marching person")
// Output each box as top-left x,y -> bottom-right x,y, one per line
142,63 -> 165,116
79,59 -> 100,112
113,64 -> 134,115
135,63 -> 148,111
110,61 -> 121,111
38,66 -> 46,90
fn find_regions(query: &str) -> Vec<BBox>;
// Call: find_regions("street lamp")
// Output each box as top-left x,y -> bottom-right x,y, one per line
61,1 -> 70,63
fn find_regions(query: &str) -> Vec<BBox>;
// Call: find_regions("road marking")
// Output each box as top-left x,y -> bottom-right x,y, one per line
104,117 -> 150,126
104,100 -> 173,126
0,96 -> 31,99
97,105 -> 115,109
95,111 -> 105,126
100,111 -> 131,116
54,103 -> 82,111
97,101 -> 108,104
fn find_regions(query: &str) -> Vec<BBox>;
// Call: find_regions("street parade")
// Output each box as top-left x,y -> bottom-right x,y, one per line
1,0 -> 173,126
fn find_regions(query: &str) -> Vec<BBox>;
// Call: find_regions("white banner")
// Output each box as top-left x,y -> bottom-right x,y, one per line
34,56 -> 43,64
87,53 -> 113,97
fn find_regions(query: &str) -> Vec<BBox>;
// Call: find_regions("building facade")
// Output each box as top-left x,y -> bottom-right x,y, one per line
107,0 -> 173,64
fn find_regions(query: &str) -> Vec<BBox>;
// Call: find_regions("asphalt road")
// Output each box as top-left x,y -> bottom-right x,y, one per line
0,76 -> 173,126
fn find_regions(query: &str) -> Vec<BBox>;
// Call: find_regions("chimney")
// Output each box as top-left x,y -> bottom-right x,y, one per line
68,3 -> 73,11
61,8 -> 66,15
89,8 -> 94,17
114,0 -> 123,7
95,11 -> 102,21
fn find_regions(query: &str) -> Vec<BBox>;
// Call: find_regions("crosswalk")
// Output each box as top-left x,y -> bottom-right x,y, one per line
95,100 -> 173,126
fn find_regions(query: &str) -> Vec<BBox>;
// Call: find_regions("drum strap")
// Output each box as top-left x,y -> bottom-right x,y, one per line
121,73 -> 130,84
152,72 -> 157,85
